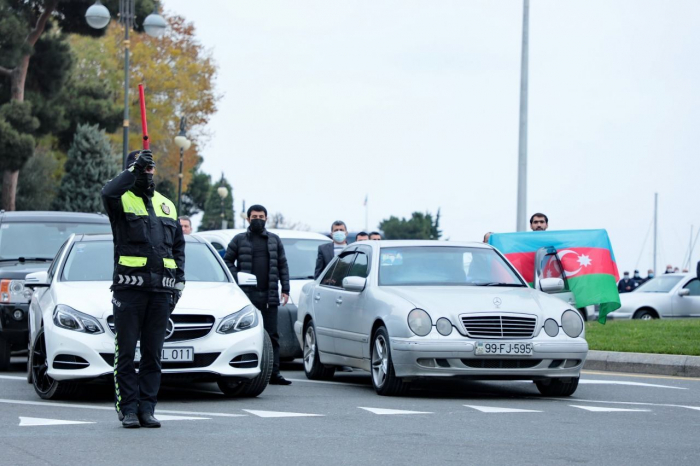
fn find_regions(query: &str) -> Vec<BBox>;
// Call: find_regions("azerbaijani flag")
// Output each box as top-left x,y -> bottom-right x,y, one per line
489,229 -> 621,324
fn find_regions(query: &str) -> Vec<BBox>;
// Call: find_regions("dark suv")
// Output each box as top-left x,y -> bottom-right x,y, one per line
0,211 -> 111,370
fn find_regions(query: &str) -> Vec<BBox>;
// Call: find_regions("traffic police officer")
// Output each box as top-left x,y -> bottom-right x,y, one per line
102,149 -> 185,428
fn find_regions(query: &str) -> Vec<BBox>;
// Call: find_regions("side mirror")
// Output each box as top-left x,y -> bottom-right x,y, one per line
342,276 -> 366,292
237,272 -> 258,287
539,277 -> 565,293
678,288 -> 690,297
25,271 -> 50,288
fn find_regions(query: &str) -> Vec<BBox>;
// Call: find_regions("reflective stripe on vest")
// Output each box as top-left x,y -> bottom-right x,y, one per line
152,191 -> 177,220
118,256 -> 147,267
163,258 -> 177,269
121,191 -> 148,216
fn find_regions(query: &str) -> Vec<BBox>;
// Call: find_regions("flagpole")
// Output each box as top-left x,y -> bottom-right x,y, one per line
653,192 -> 658,275
365,195 -> 369,231
516,0 -> 529,232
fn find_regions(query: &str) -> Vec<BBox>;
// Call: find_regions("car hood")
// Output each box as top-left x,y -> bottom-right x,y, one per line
616,291 -> 667,309
0,261 -> 50,279
380,286 -> 566,319
53,281 -> 251,319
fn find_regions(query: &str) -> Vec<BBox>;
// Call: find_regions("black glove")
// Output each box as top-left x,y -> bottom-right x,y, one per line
134,150 -> 154,172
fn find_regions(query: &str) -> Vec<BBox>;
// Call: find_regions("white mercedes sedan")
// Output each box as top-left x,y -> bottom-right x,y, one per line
295,241 -> 588,397
26,234 -> 271,400
608,273 -> 700,320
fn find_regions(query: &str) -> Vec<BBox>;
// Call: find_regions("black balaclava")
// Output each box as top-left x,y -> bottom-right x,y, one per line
250,219 -> 266,234
133,172 -> 155,197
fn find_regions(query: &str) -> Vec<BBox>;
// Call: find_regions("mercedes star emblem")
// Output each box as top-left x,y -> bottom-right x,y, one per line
164,318 -> 175,340
493,297 -> 502,308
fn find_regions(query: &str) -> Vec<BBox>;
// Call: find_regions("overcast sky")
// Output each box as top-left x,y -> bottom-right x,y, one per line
165,0 -> 700,274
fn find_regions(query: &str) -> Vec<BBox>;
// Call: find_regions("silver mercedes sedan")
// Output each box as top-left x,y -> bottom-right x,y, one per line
294,241 -> 588,397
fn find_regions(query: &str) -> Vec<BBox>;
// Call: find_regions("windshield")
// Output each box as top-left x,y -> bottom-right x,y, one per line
62,241 -> 229,283
634,276 -> 683,293
0,221 -> 110,261
379,246 -> 524,287
282,238 -> 329,279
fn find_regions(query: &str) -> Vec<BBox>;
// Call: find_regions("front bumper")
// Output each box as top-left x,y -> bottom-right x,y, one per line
0,303 -> 29,347
44,314 -> 265,382
390,336 -> 588,380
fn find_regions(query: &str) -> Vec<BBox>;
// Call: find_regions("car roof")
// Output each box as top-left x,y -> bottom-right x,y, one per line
0,211 -> 109,223
74,233 -> 202,243
353,240 -> 492,249
195,228 -> 331,241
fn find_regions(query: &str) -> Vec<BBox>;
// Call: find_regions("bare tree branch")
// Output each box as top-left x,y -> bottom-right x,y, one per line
0,66 -> 13,77
26,0 -> 59,47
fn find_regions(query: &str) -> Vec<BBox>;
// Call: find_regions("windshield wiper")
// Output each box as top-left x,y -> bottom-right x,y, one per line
0,257 -> 53,262
473,282 -> 527,287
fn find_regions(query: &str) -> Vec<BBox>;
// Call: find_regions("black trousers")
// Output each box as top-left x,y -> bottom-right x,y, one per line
112,289 -> 170,416
248,295 -> 280,376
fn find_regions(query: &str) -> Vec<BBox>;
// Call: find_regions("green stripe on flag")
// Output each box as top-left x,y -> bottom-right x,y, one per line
567,273 -> 621,324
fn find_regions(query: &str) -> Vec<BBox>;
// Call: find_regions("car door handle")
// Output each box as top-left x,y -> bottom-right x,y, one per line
336,297 -> 343,305
314,294 -> 321,301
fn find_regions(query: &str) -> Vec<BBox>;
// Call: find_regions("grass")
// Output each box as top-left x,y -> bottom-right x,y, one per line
585,319 -> 700,356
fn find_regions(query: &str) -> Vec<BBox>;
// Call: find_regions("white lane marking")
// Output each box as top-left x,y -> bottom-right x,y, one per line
156,414 -> 210,421
243,409 -> 323,418
285,377 -> 367,386
578,380 -> 686,390
0,375 -> 26,381
464,405 -> 541,413
359,407 -> 432,415
570,405 -> 651,412
555,399 -> 700,412
19,417 -> 95,427
0,399 -> 245,418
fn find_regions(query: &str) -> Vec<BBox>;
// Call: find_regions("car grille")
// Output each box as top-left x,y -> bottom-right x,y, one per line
460,314 -> 537,339
100,352 -> 220,369
462,359 -> 542,369
107,314 -> 216,342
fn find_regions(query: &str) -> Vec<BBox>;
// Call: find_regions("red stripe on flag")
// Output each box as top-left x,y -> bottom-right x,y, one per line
504,248 -> 618,283
504,252 -> 536,283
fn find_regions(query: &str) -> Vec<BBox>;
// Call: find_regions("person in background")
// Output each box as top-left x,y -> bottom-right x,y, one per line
223,204 -> 291,386
665,265 -> 674,274
483,232 -> 493,243
632,270 -> 644,289
530,213 -> 548,231
369,231 -> 382,240
314,220 -> 348,279
179,216 -> 192,235
617,271 -> 634,293
356,232 -> 369,241
643,269 -> 655,283
674,267 -> 680,273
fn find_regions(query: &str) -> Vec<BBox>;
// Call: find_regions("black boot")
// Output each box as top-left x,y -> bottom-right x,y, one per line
122,413 -> 140,428
138,412 -> 162,428
269,374 -> 292,385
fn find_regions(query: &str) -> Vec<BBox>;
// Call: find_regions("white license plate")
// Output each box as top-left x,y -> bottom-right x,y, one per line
134,347 -> 194,362
475,342 -> 533,356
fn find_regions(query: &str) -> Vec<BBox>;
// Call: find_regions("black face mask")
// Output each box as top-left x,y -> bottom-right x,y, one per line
134,172 -> 155,197
250,219 -> 266,234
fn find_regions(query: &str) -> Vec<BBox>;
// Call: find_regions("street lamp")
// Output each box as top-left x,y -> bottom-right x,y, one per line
173,116 -> 191,214
85,0 -> 166,169
217,185 -> 228,230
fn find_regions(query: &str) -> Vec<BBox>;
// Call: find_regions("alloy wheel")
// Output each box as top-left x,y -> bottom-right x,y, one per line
371,334 -> 389,388
641,314 -> 653,321
303,326 -> 316,373
32,332 -> 54,395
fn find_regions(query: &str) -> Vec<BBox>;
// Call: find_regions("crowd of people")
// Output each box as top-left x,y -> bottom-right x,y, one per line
618,264 -> 690,293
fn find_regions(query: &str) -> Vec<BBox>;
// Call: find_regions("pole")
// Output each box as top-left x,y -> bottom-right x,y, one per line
365,195 -> 368,231
688,225 -> 693,270
122,22 -> 130,169
220,198 -> 225,230
653,192 -> 658,275
177,146 -> 183,213
516,0 -> 530,232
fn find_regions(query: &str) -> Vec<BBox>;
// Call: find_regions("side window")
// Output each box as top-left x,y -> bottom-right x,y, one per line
47,241 -> 68,281
347,253 -> 369,278
322,253 -> 356,288
684,279 -> 700,296
320,257 -> 339,286
211,242 -> 225,254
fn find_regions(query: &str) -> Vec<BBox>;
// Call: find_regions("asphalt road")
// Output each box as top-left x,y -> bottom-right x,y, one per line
1,357 -> 699,466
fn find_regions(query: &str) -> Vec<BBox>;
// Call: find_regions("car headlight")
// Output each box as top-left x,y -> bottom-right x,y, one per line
53,305 -> 104,334
561,310 -> 583,338
217,305 -> 259,334
1,279 -> 27,304
543,318 -> 559,337
436,317 -> 453,336
407,308 -> 432,337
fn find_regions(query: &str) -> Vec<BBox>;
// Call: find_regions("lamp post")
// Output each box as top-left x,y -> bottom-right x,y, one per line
86,0 -> 166,169
217,185 -> 228,230
173,116 -> 191,214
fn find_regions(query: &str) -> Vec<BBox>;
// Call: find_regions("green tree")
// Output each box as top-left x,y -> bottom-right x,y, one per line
180,164 -> 211,216
15,142 -> 62,210
52,123 -> 118,213
199,175 -> 234,232
0,100 -> 40,189
379,210 -> 442,240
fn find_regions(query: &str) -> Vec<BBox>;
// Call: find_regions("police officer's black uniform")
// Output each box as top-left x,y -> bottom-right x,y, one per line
101,150 -> 185,428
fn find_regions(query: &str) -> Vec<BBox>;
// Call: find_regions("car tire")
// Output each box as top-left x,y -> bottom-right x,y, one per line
535,376 -> 579,397
0,336 -> 11,371
217,331 -> 273,397
633,309 -> 655,320
371,326 -> 409,396
303,321 -> 335,380
31,329 -> 79,400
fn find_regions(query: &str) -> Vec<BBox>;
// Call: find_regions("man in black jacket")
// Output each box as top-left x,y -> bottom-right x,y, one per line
102,150 -> 185,428
224,205 -> 291,385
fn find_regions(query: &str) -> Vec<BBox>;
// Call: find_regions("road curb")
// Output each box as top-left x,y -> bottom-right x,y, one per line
584,350 -> 700,377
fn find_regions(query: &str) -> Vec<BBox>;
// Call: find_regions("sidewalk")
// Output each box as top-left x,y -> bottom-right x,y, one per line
584,350 -> 700,377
